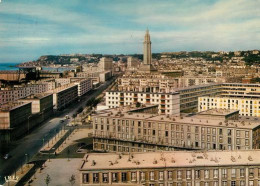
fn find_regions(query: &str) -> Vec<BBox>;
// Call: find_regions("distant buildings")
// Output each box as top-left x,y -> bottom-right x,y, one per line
80,150 -> 260,186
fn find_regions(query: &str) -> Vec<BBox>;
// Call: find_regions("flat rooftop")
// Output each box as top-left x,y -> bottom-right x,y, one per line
21,93 -> 52,100
198,108 -> 239,116
80,150 -> 260,170
0,102 -> 31,112
94,106 -> 260,129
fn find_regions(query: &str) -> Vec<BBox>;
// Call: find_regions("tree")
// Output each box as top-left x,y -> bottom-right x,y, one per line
77,107 -> 83,114
72,113 -> 77,125
69,174 -> 76,186
45,174 -> 51,186
136,102 -> 141,108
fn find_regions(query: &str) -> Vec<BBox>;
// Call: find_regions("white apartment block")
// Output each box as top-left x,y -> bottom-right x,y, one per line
107,84 -> 221,112
106,91 -> 180,116
74,78 -> 92,97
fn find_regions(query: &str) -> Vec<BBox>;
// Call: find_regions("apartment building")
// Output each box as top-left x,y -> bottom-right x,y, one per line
0,102 -> 32,142
221,83 -> 260,98
19,93 -> 53,117
106,91 -> 180,115
48,84 -> 78,110
92,106 -> 259,152
199,97 -> 260,117
117,74 -> 224,92
73,78 -> 92,97
79,150 -> 260,186
198,83 -> 260,117
0,83 -> 49,105
106,84 -> 221,112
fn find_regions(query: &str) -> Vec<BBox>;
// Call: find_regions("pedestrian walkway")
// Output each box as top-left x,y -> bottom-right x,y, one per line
40,129 -> 69,152
28,159 -> 81,186
3,164 -> 33,186
55,128 -> 92,154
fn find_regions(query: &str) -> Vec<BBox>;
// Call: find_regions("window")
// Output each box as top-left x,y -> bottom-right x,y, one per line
213,181 -> 218,186
82,173 -> 89,183
186,170 -> 191,179
121,172 -> 127,182
240,168 -> 245,177
140,172 -> 145,181
204,170 -> 209,179
231,169 -> 236,177
222,181 -> 227,186
131,172 -> 136,181
222,169 -> 227,178
93,173 -> 99,183
245,131 -> 249,138
236,130 -> 240,137
159,171 -> 164,180
150,171 -> 155,180
231,181 -> 236,186
177,170 -> 182,180
112,173 -> 118,182
213,169 -> 218,178
205,182 -> 209,186
103,173 -> 109,183
240,181 -> 245,186
249,180 -> 254,186
249,168 -> 254,177
168,171 -> 173,180
195,170 -> 200,179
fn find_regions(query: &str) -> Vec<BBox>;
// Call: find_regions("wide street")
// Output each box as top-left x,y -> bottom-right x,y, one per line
0,77 -> 115,184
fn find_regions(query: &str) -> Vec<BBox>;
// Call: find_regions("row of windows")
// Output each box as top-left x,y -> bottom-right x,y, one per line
82,169 -> 260,184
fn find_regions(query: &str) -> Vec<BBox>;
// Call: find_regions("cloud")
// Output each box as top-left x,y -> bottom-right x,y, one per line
0,0 -> 259,62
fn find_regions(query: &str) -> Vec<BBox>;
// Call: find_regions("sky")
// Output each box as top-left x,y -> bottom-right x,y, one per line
0,0 -> 259,63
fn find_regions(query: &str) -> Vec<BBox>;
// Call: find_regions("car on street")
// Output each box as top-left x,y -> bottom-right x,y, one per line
3,154 -> 10,160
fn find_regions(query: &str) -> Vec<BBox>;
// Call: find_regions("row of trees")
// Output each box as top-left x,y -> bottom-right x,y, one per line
45,174 -> 76,186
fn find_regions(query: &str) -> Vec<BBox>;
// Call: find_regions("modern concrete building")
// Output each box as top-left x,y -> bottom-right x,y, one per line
0,83 -> 49,105
106,91 -> 180,115
73,78 -> 92,97
0,102 -> 31,142
139,29 -> 156,73
18,93 -> 53,118
48,84 -> 78,110
99,57 -> 113,72
79,150 -> 260,186
92,106 -> 259,152
106,83 -> 221,112
199,83 -> 260,117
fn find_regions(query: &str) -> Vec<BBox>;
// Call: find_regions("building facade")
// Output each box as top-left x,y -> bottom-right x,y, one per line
79,150 -> 260,186
92,107 -> 259,152
106,91 -> 180,115
106,84 -> 221,112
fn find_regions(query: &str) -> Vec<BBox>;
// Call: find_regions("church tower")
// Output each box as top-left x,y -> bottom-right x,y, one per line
139,29 -> 156,73
143,29 -> 152,65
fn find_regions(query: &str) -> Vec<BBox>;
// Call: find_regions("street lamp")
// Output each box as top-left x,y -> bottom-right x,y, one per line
25,154 -> 29,168
42,138 -> 45,147
27,115 -> 32,134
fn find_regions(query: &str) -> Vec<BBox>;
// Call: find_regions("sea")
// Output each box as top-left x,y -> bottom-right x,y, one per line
0,63 -> 19,71
0,63 -> 73,72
